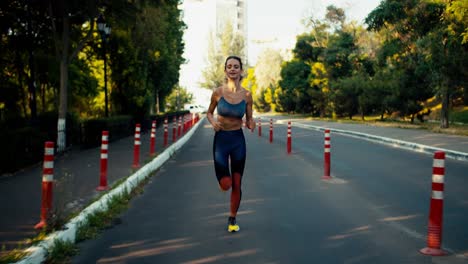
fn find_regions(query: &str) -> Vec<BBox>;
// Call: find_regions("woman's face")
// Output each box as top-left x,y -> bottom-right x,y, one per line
225,58 -> 242,80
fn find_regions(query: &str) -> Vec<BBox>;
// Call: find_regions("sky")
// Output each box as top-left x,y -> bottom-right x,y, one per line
179,0 -> 382,106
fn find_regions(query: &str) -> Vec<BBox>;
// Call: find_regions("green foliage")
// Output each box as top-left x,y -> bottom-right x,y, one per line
45,239 -> 78,264
331,77 -> 360,119
165,86 -> 194,112
0,0 -> 185,124
450,108 -> 468,123
278,60 -> 312,113
324,31 -> 356,79
0,247 -> 28,264
80,115 -> 133,148
76,189 -> 131,242
200,19 -> 246,90
446,0 -> 468,44
293,34 -> 321,62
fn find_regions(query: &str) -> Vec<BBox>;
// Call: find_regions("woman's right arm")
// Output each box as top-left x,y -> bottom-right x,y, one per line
207,89 -> 224,131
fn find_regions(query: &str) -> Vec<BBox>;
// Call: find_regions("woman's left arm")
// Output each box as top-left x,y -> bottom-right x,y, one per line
245,91 -> 256,130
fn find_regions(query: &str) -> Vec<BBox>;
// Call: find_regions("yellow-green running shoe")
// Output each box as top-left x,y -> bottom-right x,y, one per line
227,217 -> 240,232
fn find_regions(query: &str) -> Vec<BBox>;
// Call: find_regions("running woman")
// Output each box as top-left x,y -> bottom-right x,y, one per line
206,55 -> 255,232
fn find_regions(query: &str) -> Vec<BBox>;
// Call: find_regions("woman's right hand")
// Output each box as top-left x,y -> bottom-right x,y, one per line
212,121 -> 224,131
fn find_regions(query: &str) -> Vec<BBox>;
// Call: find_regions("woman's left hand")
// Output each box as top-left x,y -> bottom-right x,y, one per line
246,119 -> 256,130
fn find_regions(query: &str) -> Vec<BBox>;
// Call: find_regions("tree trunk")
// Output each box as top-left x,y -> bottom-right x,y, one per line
57,58 -> 68,152
27,5 -> 37,121
464,86 -> 468,106
156,89 -> 160,114
28,49 -> 37,121
57,16 -> 70,152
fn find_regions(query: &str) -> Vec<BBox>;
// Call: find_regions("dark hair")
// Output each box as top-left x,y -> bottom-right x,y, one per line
224,55 -> 243,70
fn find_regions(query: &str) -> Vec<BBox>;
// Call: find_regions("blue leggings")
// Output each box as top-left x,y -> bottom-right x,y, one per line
213,129 -> 246,215
213,129 -> 246,181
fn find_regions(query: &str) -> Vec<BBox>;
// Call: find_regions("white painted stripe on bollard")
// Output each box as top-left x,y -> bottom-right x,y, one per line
432,174 -> 444,183
44,161 -> 54,169
433,159 -> 445,168
45,148 -> 54,155
432,191 -> 444,200
102,144 -> 108,150
42,174 -> 54,182
101,154 -> 108,159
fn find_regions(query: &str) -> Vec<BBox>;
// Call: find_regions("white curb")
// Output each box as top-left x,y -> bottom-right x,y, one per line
276,120 -> 468,161
14,116 -> 206,264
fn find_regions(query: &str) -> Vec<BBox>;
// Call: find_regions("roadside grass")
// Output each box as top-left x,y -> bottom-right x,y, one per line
281,110 -> 468,137
1,118 -> 190,263
44,240 -> 78,264
43,174 -> 151,263
0,155 -> 156,264
0,247 -> 28,264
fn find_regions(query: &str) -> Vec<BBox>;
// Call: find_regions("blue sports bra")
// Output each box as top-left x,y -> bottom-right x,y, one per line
217,97 -> 246,119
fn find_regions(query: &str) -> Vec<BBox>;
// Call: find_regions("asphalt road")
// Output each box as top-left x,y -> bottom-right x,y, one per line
0,118 -> 182,252
71,118 -> 468,264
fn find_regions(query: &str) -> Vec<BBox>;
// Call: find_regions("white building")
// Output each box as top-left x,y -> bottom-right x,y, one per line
179,0 -> 248,107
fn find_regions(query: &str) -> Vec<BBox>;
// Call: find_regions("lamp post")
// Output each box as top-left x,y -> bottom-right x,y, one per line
97,14 -> 111,117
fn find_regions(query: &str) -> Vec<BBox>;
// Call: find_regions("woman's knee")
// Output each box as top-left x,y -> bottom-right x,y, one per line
219,176 -> 232,191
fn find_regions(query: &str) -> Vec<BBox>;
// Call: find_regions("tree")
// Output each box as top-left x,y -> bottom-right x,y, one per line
47,0 -> 99,151
165,86 -> 193,112
365,0 -> 462,127
278,60 -> 312,113
253,48 -> 283,112
200,19 -> 246,90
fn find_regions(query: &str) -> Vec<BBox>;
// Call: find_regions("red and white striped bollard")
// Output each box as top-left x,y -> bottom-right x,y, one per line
420,151 -> 447,256
163,118 -> 168,147
287,121 -> 292,154
132,124 -> 141,168
149,121 -> 156,157
172,116 -> 177,142
269,118 -> 273,143
322,129 -> 332,179
258,118 -> 262,137
97,131 -> 109,191
178,116 -> 182,137
35,141 -> 54,229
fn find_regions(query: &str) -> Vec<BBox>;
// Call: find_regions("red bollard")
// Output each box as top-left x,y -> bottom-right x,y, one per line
163,118 -> 168,147
192,113 -> 195,127
258,118 -> 262,137
178,116 -> 182,137
97,131 -> 109,191
149,121 -> 156,157
323,129 -> 332,180
172,116 -> 177,143
287,121 -> 292,154
269,118 -> 273,143
35,141 -> 54,229
132,124 -> 141,169
420,151 -> 447,256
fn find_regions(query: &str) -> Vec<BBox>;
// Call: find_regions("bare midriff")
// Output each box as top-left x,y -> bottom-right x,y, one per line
218,115 -> 243,131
